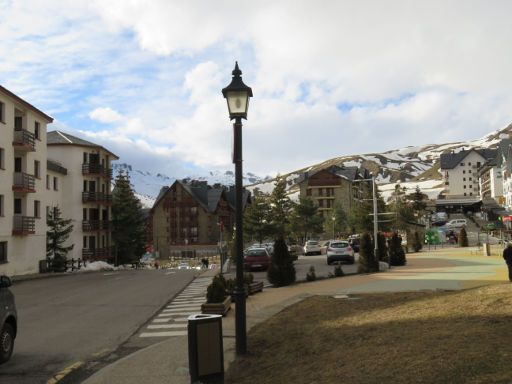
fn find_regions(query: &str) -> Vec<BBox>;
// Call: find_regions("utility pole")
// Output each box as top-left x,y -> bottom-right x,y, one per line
372,175 -> 378,257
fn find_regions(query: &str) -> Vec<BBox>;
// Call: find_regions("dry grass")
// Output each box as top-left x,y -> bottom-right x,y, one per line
226,284 -> 512,384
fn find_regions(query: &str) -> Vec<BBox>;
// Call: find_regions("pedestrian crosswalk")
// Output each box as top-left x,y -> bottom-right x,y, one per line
139,277 -> 210,338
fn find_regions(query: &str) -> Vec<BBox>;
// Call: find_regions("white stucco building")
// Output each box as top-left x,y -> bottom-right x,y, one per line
0,86 -> 53,276
0,85 -> 119,276
440,149 -> 497,199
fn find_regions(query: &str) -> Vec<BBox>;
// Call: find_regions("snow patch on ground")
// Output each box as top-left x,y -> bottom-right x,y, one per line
379,180 -> 444,202
80,261 -> 116,271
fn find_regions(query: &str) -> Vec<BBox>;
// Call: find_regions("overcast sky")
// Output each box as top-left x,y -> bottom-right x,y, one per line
2,0 -> 512,177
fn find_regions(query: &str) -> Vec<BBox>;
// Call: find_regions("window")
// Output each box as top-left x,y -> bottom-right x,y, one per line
306,189 -> 311,196
445,182 -> 449,185
0,148 -> 4,169
46,175 -> 50,189
14,198 -> 22,215
34,160 -> 40,178
0,242 -> 7,264
463,177 -> 466,181
469,170 -> 472,174
83,152 -> 88,164
468,162 -> 471,166
0,102 -> 4,123
53,176 -> 58,190
470,192 -> 473,196
0,195 -> 3,216
477,162 -> 481,168
464,185 -> 466,189
83,208 -> 87,220
469,177 -> 472,181
34,121 -> 40,140
318,199 -> 324,208
34,200 -> 40,218
464,192 -> 467,196
46,206 -> 50,218
318,188 -> 323,196
460,163 -> 465,166
83,236 -> 87,248
463,170 -> 466,174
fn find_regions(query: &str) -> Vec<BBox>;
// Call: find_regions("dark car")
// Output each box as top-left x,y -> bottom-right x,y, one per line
349,238 -> 360,253
0,275 -> 17,364
244,247 -> 271,271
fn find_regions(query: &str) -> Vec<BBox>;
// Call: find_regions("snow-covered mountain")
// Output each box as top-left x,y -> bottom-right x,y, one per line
116,123 -> 512,208
112,163 -> 270,208
248,123 -> 512,199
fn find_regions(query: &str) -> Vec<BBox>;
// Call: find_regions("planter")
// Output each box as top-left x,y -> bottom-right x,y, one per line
201,296 -> 231,316
248,281 -> 263,295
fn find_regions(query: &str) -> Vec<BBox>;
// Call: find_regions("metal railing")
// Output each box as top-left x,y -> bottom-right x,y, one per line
12,216 -> 35,235
82,247 -> 115,260
82,220 -> 112,231
13,129 -> 35,150
82,192 -> 113,204
13,172 -> 35,192
82,163 -> 113,179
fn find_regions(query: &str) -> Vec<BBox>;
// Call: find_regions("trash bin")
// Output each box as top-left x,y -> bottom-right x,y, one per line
188,314 -> 224,384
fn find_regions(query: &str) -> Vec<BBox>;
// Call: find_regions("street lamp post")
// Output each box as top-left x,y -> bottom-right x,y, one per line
332,215 -> 336,239
222,62 -> 253,355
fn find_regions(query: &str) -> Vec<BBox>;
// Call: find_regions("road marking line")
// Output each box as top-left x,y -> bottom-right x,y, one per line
103,273 -> 118,276
47,361 -> 84,384
91,348 -> 111,357
158,312 -> 198,317
166,304 -> 203,309
140,331 -> 188,337
152,318 -> 174,323
165,272 -> 176,275
162,308 -> 201,313
148,324 -> 187,329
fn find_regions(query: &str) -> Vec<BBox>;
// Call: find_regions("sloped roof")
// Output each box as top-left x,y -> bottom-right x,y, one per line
225,186 -> 251,210
0,85 -> 53,122
47,130 -> 119,159
440,149 -> 497,169
47,159 -> 67,175
296,165 -> 365,184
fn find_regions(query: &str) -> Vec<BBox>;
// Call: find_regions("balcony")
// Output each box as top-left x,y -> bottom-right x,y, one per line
82,247 -> 115,261
82,220 -> 112,232
82,163 -> 113,179
82,192 -> 113,204
12,129 -> 35,151
12,216 -> 35,235
12,172 -> 36,193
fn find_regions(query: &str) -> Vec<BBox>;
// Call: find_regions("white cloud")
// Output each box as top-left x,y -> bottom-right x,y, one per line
3,0 -> 512,179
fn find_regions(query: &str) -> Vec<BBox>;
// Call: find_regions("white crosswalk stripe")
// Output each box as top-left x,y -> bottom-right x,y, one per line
138,276 -> 210,339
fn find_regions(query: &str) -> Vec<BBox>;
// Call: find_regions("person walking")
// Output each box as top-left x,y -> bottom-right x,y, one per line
502,243 -> 512,282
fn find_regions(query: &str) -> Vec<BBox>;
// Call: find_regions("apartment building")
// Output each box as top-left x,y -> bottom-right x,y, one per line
440,149 -> 497,198
297,165 -> 370,217
151,180 -> 250,259
0,86 -> 53,276
47,131 -> 118,262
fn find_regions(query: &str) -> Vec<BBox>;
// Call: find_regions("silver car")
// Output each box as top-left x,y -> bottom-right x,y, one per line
0,275 -> 17,364
326,241 -> 355,265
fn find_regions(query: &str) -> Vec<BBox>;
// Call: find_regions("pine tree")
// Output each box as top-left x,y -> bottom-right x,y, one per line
391,184 -> 415,231
112,172 -> 146,265
389,232 -> 406,266
332,202 -> 348,235
267,237 -> 296,286
268,177 -> 293,239
376,232 -> 388,262
46,207 -> 74,272
244,190 -> 272,244
358,232 -> 379,273
410,185 -> 427,213
290,197 -> 324,242
459,227 -> 469,247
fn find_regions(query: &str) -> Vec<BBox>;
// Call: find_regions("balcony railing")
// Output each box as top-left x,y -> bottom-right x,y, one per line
12,216 -> 35,235
13,172 -> 36,192
82,247 -> 115,261
82,163 -> 113,179
12,129 -> 35,151
82,220 -> 112,231
82,192 -> 113,204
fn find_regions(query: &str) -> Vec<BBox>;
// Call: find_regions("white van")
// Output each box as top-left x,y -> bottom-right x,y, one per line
446,219 -> 467,228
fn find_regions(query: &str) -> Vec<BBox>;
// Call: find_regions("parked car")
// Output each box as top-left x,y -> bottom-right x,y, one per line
177,263 -> 190,270
244,247 -> 271,271
0,275 -> 17,364
431,212 -> 448,226
304,240 -> 322,256
320,240 -> 332,255
445,219 -> 467,229
327,241 -> 355,265
348,238 -> 360,253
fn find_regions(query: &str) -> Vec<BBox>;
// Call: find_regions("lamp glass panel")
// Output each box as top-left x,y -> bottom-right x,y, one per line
227,91 -> 248,115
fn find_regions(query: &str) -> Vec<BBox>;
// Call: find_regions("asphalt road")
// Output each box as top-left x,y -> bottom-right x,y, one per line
0,269 -> 197,384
